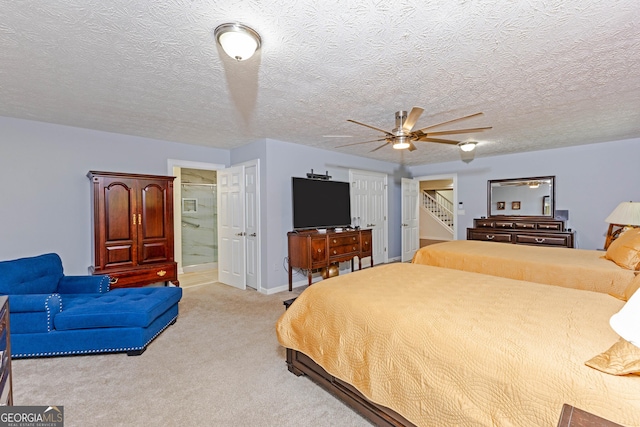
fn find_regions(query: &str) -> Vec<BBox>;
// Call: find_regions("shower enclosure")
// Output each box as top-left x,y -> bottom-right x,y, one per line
180,169 -> 217,273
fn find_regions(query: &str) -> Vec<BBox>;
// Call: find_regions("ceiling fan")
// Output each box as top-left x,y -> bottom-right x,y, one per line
336,107 -> 492,152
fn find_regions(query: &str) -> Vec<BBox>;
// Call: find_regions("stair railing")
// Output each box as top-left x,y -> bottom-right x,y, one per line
422,191 -> 454,231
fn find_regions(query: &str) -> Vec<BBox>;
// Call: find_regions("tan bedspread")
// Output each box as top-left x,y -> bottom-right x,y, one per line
412,240 -> 635,296
276,263 -> 640,427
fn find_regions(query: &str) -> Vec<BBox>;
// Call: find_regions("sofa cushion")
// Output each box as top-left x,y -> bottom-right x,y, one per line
0,253 -> 63,295
54,287 -> 182,331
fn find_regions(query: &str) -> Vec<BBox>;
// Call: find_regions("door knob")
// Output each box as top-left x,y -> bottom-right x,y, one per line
249,233 -> 256,237
367,223 -> 376,227
402,223 -> 408,227
235,232 -> 246,236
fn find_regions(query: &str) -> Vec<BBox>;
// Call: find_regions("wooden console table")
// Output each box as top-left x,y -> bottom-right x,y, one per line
287,229 -> 372,291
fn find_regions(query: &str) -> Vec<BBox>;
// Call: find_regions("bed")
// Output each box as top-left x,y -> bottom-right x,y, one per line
276,262 -> 640,427
411,240 -> 637,296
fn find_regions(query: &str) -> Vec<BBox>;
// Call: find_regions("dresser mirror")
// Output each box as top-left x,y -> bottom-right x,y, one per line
488,176 -> 555,217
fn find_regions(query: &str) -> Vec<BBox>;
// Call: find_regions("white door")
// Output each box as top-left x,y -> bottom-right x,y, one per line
401,178 -> 420,262
350,170 -> 388,266
217,165 -> 246,289
244,163 -> 259,290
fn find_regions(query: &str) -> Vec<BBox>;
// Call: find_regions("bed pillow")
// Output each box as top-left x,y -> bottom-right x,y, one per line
585,338 -> 640,375
623,274 -> 640,301
604,227 -> 640,270
586,288 -> 640,375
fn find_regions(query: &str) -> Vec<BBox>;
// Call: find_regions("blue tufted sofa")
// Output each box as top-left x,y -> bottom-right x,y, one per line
0,253 -> 182,358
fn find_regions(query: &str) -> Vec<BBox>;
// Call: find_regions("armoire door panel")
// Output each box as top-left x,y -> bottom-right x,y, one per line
140,242 -> 168,263
140,183 -> 168,239
104,182 -> 135,242
105,244 -> 134,266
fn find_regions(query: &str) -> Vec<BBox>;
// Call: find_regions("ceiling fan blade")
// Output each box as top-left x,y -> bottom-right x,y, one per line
407,142 -> 417,151
347,119 -> 394,136
416,137 -> 460,145
402,107 -> 424,132
425,126 -> 492,136
416,112 -> 485,133
335,137 -> 388,148
370,142 -> 391,152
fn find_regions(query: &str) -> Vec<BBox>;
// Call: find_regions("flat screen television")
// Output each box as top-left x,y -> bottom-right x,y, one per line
292,177 -> 351,230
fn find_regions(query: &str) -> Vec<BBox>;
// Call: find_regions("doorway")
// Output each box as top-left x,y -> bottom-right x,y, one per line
419,177 -> 455,247
401,173 -> 458,261
168,160 -> 225,287
180,168 -> 217,276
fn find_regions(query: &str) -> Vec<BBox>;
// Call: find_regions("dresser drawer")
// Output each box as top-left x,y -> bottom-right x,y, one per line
515,233 -> 571,247
329,234 -> 359,246
494,221 -> 515,229
475,220 -> 495,228
514,222 -> 536,229
107,263 -> 177,288
537,222 -> 562,231
468,230 -> 512,243
329,244 -> 360,258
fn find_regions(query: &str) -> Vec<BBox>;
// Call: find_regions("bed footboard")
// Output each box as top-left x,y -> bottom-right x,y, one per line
286,348 -> 415,427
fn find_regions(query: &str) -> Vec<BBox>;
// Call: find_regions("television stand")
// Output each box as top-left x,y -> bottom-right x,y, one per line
287,229 -> 373,291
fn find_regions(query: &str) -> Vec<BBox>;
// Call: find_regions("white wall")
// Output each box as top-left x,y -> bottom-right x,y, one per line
409,138 -> 640,250
0,116 -> 230,274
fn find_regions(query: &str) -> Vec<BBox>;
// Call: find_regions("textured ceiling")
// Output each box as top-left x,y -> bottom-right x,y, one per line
1,0 -> 639,166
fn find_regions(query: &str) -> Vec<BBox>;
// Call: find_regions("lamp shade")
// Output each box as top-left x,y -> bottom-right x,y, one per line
605,202 -> 640,226
214,23 -> 261,61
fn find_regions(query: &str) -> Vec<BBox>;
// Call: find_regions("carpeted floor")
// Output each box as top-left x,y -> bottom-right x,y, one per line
12,283 -> 371,426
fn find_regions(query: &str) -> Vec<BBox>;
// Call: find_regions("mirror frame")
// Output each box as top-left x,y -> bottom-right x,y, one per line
487,176 -> 555,218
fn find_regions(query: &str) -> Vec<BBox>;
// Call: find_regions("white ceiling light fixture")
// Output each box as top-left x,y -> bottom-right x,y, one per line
458,141 -> 477,152
393,136 -> 410,150
214,23 -> 261,61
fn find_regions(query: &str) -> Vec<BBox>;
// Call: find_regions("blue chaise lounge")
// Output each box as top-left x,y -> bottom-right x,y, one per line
0,253 -> 182,358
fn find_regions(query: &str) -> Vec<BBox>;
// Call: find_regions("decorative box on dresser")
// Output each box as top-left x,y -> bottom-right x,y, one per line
288,229 -> 372,291
0,296 -> 12,405
467,217 -> 575,248
88,171 -> 179,288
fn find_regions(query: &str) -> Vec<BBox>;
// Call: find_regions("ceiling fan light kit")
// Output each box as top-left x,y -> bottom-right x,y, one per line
214,23 -> 261,61
338,108 -> 491,154
393,136 -> 410,150
458,141 -> 477,152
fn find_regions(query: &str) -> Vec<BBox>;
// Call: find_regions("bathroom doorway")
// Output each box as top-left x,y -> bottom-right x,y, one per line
180,168 -> 218,277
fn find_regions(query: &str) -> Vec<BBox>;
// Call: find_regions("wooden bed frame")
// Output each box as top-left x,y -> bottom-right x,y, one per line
285,348 -> 623,427
286,348 -> 414,426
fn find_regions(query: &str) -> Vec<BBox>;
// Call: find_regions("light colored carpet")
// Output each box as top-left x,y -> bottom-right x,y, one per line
12,283 -> 371,426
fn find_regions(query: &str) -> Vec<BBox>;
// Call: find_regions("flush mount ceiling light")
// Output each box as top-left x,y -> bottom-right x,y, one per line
458,141 -> 477,152
214,23 -> 261,61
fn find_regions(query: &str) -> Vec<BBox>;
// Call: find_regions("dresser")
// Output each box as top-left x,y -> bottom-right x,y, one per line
88,171 -> 179,288
287,229 -> 372,291
0,296 -> 13,406
467,217 -> 575,248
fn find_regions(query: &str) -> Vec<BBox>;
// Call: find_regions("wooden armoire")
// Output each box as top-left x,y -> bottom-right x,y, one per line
88,171 -> 179,288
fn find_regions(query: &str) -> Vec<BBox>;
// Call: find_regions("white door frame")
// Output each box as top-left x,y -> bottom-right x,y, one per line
167,159 -> 225,275
413,173 -> 459,241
